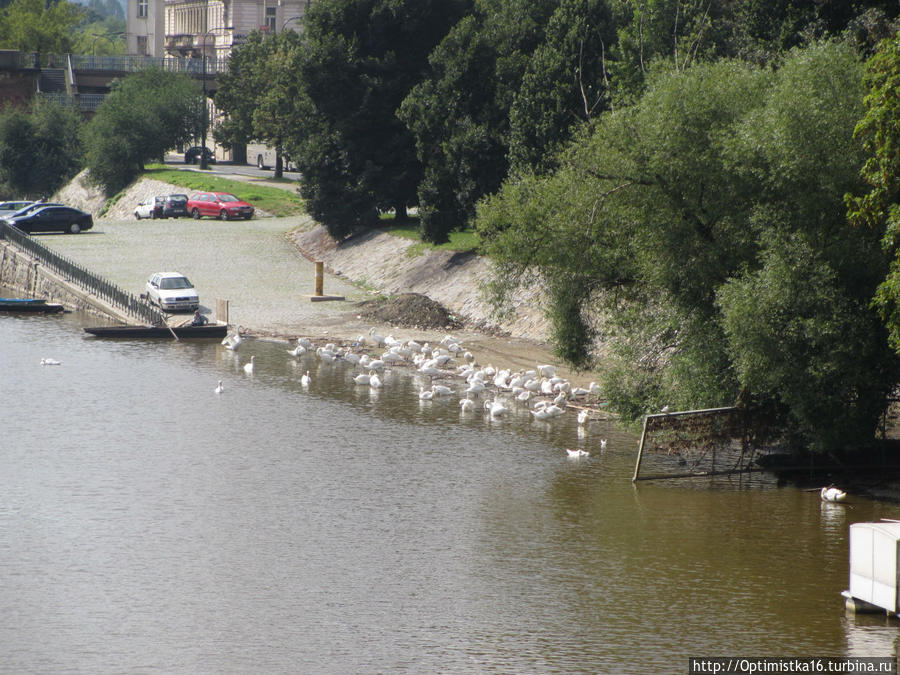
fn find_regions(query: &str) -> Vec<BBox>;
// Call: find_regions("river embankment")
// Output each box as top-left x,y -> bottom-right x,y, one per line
53,170 -> 550,340
34,171 -> 597,388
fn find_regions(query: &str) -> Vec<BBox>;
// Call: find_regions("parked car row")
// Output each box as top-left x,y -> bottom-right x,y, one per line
135,192 -> 254,221
135,194 -> 189,220
0,200 -> 93,234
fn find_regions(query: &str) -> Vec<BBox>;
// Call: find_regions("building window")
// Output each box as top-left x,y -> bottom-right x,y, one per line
137,35 -> 148,55
137,0 -> 148,18
265,6 -> 276,33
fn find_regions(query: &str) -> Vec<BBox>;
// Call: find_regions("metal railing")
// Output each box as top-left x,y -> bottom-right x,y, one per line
0,222 -> 165,325
67,53 -> 228,75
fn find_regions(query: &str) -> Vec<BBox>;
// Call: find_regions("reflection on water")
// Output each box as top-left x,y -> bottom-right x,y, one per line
2,311 -> 900,673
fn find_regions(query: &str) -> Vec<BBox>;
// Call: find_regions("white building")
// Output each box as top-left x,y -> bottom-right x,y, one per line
126,0 -> 311,60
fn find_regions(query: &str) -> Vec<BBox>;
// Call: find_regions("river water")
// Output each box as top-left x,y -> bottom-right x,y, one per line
2,310 -> 900,674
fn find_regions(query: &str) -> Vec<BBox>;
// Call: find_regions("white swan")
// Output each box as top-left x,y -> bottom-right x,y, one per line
821,486 -> 847,502
287,344 -> 306,357
243,355 -> 255,375
459,396 -> 475,412
40,358 -> 61,366
419,386 -> 434,401
222,327 -> 243,350
486,399 -> 509,418
431,384 -> 453,397
577,409 -> 589,425
369,372 -> 383,389
301,370 -> 311,387
589,382 -> 601,396
214,380 -> 224,394
353,372 -> 371,386
368,327 -> 386,347
600,439 -> 608,449
537,364 -> 556,378
566,448 -> 590,458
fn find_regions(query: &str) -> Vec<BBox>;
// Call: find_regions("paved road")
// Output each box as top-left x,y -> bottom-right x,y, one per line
40,216 -> 369,336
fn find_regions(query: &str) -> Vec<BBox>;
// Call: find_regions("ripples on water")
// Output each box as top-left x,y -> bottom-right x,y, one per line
2,312 -> 900,674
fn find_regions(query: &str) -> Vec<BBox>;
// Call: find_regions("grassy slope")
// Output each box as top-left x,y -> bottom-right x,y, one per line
141,166 -> 305,217
139,165 -> 481,253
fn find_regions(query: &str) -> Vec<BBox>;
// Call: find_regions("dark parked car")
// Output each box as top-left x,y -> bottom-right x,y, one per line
0,200 -> 33,212
162,193 -> 189,218
8,202 -> 63,218
184,146 -> 215,165
4,205 -> 93,234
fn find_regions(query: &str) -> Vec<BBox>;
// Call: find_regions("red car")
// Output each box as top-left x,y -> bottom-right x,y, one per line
186,191 -> 255,220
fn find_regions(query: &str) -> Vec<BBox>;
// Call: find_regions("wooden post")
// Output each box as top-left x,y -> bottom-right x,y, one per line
314,261 -> 324,296
632,415 -> 649,482
216,298 -> 229,324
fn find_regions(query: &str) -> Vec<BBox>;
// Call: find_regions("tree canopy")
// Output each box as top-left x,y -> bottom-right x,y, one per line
0,0 -> 85,54
477,41 -> 899,454
83,69 -> 202,194
0,99 -> 82,199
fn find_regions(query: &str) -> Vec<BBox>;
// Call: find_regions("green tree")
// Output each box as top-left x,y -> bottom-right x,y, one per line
294,0 -> 470,240
0,0 -> 84,55
508,0 -> 616,174
399,0 -> 557,243
83,69 -> 202,194
0,99 -> 82,199
848,33 -> 900,354
479,42 -> 898,454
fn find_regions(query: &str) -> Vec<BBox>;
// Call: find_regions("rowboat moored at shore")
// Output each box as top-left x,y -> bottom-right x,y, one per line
83,323 -> 229,339
0,298 -> 65,313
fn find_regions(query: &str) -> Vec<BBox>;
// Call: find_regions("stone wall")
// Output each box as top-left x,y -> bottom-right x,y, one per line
0,242 -> 130,322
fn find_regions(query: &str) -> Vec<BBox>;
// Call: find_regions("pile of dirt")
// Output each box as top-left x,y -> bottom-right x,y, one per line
355,293 -> 464,330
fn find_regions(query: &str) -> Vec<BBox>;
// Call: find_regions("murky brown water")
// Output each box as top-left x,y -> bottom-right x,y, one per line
2,311 -> 899,674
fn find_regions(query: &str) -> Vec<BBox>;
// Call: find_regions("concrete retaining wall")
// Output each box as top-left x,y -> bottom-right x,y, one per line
0,242 -> 130,322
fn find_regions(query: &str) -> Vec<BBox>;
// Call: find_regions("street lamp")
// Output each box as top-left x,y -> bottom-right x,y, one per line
200,25 -> 233,170
281,15 -> 302,32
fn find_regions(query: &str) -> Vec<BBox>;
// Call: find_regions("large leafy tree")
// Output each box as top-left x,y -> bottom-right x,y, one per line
0,0 -> 84,55
848,33 -> 900,354
83,69 -> 202,194
0,99 -> 82,199
479,42 -> 898,454
399,0 -> 559,243
294,0 -> 470,240
214,30 -> 299,174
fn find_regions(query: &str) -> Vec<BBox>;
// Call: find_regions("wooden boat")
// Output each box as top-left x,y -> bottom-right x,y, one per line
84,322 -> 229,339
0,297 -> 65,313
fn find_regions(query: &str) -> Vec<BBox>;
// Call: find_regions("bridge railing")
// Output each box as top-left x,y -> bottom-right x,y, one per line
67,53 -> 228,75
0,221 -> 166,325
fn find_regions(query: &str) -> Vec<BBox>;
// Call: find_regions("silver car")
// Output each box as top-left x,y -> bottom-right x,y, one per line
145,272 -> 199,312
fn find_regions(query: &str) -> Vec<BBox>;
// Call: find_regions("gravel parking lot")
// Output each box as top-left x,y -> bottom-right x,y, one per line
38,215 -> 369,335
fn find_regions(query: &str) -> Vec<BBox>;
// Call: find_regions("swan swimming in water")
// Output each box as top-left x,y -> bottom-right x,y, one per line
222,327 -> 243,350
40,358 -> 61,366
821,486 -> 847,502
577,409 -> 589,425
566,448 -> 590,458
369,372 -> 383,389
419,386 -> 434,401
301,370 -> 311,387
459,396 -> 475,412
214,380 -> 224,394
243,355 -> 255,375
